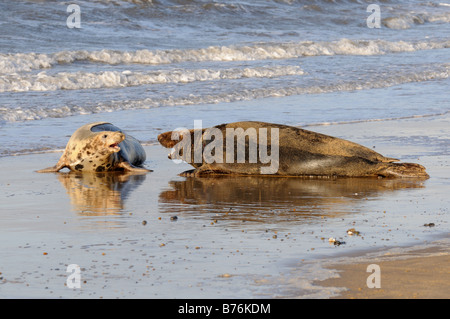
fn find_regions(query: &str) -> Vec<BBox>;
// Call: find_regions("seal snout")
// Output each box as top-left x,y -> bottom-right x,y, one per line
102,131 -> 125,153
158,131 -> 180,148
112,132 -> 125,151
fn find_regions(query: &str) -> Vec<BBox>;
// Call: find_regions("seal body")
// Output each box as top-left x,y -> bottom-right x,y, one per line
37,122 -> 151,173
157,121 -> 429,178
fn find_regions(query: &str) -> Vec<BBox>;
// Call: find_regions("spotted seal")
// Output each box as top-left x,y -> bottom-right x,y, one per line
37,122 -> 151,173
157,121 -> 429,178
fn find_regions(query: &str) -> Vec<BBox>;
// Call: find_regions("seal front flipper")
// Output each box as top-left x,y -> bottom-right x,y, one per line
179,166 -> 230,177
379,162 -> 429,178
36,158 -> 68,173
117,161 -> 152,173
179,169 -> 197,177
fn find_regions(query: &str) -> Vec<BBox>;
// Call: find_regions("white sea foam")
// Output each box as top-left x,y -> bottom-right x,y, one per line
0,53 -> 54,74
0,66 -> 305,92
383,11 -> 450,29
2,66 -> 447,123
1,39 -> 448,75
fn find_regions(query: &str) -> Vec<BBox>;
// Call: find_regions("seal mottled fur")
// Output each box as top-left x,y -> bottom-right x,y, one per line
37,122 -> 151,173
158,121 -> 429,178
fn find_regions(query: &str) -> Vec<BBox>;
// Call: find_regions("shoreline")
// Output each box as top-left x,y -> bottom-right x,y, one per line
313,238 -> 450,299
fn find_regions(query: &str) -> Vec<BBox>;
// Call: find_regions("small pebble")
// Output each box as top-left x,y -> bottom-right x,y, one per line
334,240 -> 345,246
328,237 -> 345,246
347,228 -> 361,236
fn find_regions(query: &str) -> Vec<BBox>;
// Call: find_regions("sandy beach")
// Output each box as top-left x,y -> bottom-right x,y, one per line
315,238 -> 449,299
0,112 -> 449,299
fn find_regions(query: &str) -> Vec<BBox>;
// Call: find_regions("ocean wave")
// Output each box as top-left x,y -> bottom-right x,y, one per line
0,52 -> 53,74
1,39 -> 448,74
2,66 -> 447,123
0,66 -> 304,92
383,11 -> 450,30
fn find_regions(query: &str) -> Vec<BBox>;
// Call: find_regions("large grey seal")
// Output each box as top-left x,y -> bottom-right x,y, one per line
157,121 -> 429,178
37,122 -> 151,173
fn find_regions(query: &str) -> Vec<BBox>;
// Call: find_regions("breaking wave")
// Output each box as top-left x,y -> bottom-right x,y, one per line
383,11 -> 450,29
2,66 -> 447,123
0,66 -> 305,92
1,39 -> 449,74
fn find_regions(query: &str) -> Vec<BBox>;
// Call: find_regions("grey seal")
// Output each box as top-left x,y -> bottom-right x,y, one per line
37,122 -> 151,173
157,121 -> 428,178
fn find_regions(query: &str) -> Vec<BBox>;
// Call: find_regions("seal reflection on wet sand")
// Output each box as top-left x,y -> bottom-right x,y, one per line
57,171 -> 147,216
159,176 -> 426,222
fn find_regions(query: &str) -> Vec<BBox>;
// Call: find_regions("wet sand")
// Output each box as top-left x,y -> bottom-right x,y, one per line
314,239 -> 450,299
0,114 -> 449,299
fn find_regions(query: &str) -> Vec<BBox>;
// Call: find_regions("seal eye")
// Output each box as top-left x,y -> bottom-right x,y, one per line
103,134 -> 108,138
